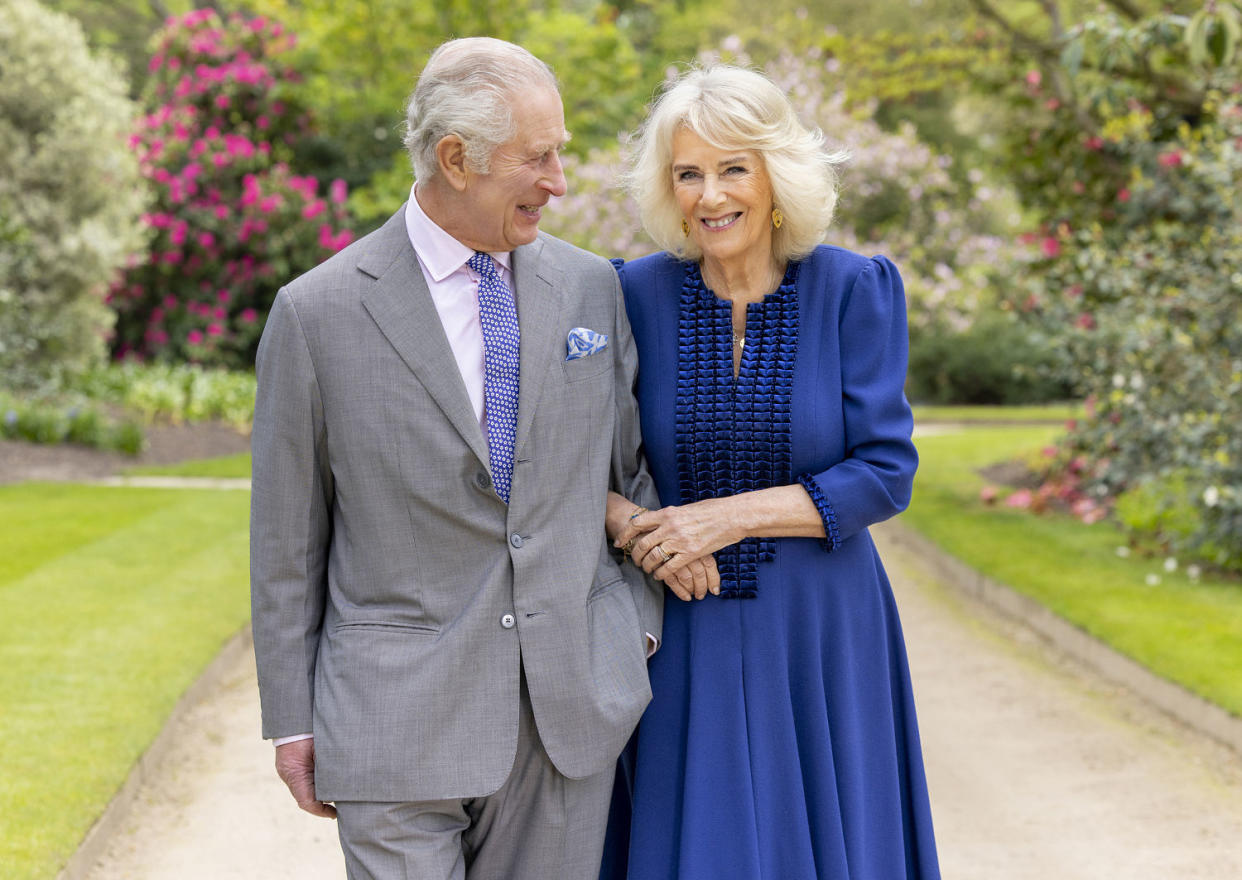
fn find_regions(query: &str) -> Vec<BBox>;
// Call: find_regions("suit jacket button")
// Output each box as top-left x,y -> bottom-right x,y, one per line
500,613 -> 516,629
509,533 -> 523,548
475,471 -> 491,490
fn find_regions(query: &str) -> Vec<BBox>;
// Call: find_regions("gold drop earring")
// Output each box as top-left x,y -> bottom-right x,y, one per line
771,208 -> 783,229
682,218 -> 690,236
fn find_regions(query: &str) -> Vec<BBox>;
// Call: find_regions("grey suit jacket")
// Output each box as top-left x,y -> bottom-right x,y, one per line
249,206 -> 662,802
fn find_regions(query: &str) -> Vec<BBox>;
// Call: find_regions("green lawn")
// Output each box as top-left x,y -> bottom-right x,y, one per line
913,402 -> 1083,423
904,424 -> 1242,717
0,482 -> 250,879
124,451 -> 252,478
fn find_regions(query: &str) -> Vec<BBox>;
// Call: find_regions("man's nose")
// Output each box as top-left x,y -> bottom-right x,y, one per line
542,153 -> 567,198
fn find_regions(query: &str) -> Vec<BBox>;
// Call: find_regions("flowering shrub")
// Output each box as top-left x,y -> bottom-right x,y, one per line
110,9 -> 353,368
982,6 -> 1242,569
0,0 -> 146,391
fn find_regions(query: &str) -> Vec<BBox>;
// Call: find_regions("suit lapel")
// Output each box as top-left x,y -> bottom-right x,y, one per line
512,238 -> 565,462
358,207 -> 490,469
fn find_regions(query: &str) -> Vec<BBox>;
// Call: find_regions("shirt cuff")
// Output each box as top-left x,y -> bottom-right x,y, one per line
272,733 -> 314,747
645,632 -> 659,657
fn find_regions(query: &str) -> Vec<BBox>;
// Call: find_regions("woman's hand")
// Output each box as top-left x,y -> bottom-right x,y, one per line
608,492 -> 721,600
622,497 -> 746,584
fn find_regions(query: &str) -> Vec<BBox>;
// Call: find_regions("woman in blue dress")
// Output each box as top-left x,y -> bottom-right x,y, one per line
600,65 -> 941,880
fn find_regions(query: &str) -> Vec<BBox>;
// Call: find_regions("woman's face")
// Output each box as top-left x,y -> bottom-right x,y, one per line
670,127 -> 774,268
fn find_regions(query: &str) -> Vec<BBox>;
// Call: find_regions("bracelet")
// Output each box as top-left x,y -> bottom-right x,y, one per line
629,506 -> 649,521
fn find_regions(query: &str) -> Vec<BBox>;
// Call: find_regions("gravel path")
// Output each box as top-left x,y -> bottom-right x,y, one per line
76,522 -> 1242,879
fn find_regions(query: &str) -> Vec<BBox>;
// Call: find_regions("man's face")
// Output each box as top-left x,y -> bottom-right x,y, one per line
459,86 -> 569,253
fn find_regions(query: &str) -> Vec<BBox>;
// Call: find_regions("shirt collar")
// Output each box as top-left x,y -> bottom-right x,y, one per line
405,184 -> 512,281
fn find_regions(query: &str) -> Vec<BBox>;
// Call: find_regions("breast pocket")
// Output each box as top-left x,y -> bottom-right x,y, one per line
561,351 -> 613,383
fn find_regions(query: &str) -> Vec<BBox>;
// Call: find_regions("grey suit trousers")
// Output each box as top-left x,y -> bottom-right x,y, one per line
334,666 -> 613,880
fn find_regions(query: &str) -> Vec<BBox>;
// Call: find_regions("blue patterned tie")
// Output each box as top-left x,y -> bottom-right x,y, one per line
469,251 -> 520,503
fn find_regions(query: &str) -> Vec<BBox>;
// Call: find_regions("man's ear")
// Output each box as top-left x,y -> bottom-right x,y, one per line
435,135 -> 470,192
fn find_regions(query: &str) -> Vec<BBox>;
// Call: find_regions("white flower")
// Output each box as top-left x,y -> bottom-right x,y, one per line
1145,573 -> 1162,586
1163,557 -> 1178,573
1204,486 -> 1221,507
1115,546 -> 1132,558
1187,565 -> 1202,581
1130,373 -> 1144,390
1112,373 -> 1126,388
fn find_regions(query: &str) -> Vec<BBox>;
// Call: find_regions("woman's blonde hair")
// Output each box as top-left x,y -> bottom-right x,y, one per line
628,65 -> 846,263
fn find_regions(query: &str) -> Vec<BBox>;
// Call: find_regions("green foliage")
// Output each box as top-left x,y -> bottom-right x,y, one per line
976,3 -> 1242,570
907,311 -> 1072,405
75,362 -> 257,427
0,392 -> 146,454
0,482 -> 249,878
42,0 -> 199,93
0,0 -> 147,392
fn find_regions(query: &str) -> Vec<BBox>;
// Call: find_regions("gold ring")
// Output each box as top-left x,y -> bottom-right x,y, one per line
622,539 -> 635,554
629,506 -> 649,521
656,544 -> 673,563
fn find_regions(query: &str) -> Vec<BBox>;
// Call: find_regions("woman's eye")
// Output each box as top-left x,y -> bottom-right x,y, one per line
725,165 -> 747,175
677,170 -> 700,182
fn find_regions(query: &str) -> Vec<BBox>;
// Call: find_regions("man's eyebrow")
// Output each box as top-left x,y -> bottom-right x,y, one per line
532,132 -> 571,154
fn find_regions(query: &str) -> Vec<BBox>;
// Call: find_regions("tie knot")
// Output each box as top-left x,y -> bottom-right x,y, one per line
469,251 -> 498,279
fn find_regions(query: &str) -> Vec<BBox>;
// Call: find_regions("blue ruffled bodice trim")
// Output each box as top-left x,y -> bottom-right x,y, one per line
674,261 -> 800,599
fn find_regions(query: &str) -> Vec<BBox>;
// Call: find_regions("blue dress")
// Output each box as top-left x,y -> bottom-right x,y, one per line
602,247 -> 940,880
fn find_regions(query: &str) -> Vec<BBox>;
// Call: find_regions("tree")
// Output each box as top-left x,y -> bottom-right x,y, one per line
0,0 -> 147,390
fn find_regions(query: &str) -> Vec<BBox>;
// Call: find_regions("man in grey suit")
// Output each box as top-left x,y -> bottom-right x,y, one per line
250,37 -> 675,878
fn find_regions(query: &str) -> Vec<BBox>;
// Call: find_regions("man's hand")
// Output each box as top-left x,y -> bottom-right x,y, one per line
275,738 -> 337,818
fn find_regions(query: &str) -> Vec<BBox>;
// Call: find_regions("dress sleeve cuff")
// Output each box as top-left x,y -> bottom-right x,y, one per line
797,473 -> 842,552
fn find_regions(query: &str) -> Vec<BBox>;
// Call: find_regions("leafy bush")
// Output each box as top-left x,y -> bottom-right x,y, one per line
0,393 -> 145,454
109,9 -> 353,368
907,312 -> 1072,405
977,4 -> 1242,569
75,363 -> 257,428
0,0 -> 147,391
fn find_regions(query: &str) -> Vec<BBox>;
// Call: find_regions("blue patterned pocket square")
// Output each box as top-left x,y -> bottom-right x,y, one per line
566,327 -> 608,361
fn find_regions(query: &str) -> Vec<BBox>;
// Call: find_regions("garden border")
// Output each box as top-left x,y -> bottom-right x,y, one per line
57,624 -> 254,880
879,519 -> 1242,756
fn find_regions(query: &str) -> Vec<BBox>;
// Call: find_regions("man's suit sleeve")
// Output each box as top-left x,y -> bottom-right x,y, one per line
250,288 -> 333,739
608,269 -> 664,645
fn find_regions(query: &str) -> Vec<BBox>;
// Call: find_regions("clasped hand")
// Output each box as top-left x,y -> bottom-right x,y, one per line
608,494 -> 743,601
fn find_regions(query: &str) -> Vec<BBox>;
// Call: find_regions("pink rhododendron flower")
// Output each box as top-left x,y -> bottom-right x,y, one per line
979,486 -> 998,504
1026,70 -> 1041,87
1075,312 -> 1096,330
1158,150 -> 1183,167
1005,489 -> 1033,509
1084,135 -> 1104,150
187,329 -> 204,344
302,200 -> 326,220
330,178 -> 348,205
240,308 -> 258,323
1117,188 -> 1131,203
1040,237 -> 1060,258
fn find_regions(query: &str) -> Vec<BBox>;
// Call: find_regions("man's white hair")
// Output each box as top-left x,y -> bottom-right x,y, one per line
404,37 -> 559,183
